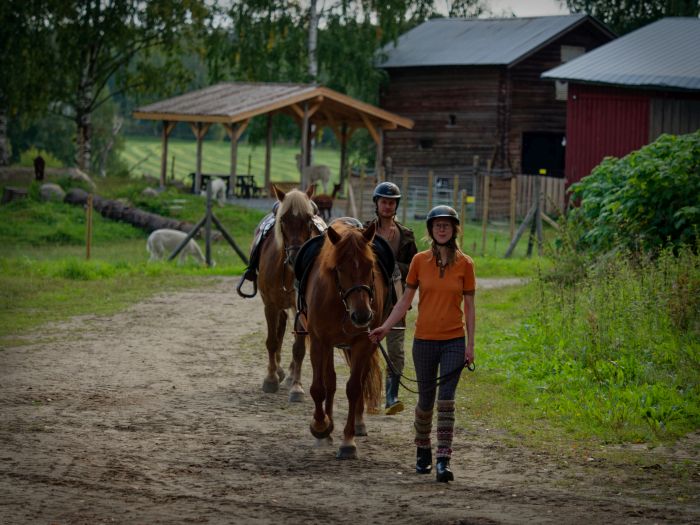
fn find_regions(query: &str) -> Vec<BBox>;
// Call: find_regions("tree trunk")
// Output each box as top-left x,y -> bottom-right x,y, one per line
308,0 -> 318,80
75,64 -> 94,172
0,106 -> 10,166
97,116 -> 123,178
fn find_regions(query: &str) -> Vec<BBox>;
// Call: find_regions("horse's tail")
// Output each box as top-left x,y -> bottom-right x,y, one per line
363,349 -> 382,414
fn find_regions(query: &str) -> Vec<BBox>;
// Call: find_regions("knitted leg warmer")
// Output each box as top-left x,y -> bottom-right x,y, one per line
414,406 -> 433,449
436,400 -> 455,459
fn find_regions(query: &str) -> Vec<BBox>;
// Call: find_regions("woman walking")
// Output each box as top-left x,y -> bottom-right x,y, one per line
369,205 -> 476,482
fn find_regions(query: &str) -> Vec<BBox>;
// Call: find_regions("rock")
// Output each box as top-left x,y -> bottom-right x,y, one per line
39,183 -> 66,202
63,188 -> 89,205
141,187 -> 159,198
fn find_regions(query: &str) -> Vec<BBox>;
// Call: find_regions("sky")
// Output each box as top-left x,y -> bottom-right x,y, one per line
484,0 -> 570,17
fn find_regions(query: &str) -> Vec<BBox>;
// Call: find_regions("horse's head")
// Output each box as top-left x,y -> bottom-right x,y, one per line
273,184 -> 317,267
326,221 -> 377,328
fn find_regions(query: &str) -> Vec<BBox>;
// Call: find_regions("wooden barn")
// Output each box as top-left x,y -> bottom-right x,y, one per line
377,15 -> 614,218
542,17 -> 700,187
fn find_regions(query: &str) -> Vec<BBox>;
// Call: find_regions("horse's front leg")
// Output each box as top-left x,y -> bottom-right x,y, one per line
262,306 -> 284,393
338,347 -> 369,460
309,335 -> 333,441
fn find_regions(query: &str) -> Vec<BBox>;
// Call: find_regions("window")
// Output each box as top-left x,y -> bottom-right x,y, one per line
447,114 -> 457,126
419,139 -> 434,150
555,45 -> 585,101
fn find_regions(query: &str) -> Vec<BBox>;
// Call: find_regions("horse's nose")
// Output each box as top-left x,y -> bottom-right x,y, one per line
350,310 -> 373,327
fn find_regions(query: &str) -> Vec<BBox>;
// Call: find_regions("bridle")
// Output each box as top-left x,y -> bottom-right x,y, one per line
280,219 -> 314,292
334,267 -> 375,313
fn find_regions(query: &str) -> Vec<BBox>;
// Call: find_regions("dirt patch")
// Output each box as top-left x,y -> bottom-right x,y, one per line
1,277 -> 698,524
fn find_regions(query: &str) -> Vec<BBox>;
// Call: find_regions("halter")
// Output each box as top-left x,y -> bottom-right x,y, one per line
335,267 -> 375,312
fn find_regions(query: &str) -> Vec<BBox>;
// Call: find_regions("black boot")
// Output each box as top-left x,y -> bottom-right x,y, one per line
435,458 -> 454,483
416,447 -> 432,474
385,374 -> 404,415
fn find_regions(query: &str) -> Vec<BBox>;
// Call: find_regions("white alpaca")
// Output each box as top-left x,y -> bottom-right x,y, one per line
201,177 -> 227,206
295,153 -> 331,194
147,229 -> 206,265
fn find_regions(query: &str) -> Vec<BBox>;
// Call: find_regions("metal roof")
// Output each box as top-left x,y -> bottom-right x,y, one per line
378,14 -> 613,68
133,82 -> 414,129
542,18 -> 700,91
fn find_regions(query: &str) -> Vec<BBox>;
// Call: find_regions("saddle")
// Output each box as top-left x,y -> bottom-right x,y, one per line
293,221 -> 395,335
236,211 -> 326,298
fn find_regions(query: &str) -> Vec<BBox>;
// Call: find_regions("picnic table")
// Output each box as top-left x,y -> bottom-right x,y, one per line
188,173 -> 233,195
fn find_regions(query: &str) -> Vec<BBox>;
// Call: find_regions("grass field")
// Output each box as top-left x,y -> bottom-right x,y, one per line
121,135 -> 342,186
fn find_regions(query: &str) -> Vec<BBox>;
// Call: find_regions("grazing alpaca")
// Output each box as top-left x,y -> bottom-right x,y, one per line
296,153 -> 331,195
201,177 -> 227,206
147,229 -> 206,265
312,182 -> 342,222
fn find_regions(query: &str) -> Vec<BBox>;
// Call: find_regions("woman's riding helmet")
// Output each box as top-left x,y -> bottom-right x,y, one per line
426,205 -> 460,229
372,181 -> 401,209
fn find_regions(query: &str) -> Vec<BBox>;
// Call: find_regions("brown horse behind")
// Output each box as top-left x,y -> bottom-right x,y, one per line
258,185 -> 319,402
302,220 -> 386,459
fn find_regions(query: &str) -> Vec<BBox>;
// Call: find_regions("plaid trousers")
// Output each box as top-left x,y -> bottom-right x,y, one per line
412,337 -> 465,412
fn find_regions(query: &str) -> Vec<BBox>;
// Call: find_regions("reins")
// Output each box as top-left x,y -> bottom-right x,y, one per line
375,330 -> 475,395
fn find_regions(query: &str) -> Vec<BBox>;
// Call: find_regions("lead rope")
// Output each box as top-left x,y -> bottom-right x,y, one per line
374,329 -> 475,395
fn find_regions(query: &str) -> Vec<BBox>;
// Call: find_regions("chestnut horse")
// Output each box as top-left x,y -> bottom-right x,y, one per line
258,185 -> 320,402
302,220 -> 386,459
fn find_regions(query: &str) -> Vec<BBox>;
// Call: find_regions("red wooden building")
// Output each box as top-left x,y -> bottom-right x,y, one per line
542,17 -> 700,186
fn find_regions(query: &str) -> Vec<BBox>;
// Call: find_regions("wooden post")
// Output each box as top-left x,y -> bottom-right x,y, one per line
481,160 -> 492,256
160,121 -> 175,188
170,154 -> 176,181
228,123 -> 239,198
509,174 -> 517,240
205,183 -> 212,267
460,189 -> 467,250
359,167 -> 366,220
472,155 -> 480,223
536,169 -> 545,255
401,168 -> 408,225
85,193 -> 93,260
190,122 -> 210,194
264,113 -> 273,193
339,122 -> 348,193
427,170 -> 434,212
300,102 -> 310,187
375,128 -> 384,180
452,174 -> 460,210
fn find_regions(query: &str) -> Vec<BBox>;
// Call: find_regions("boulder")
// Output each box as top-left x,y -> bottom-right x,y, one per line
39,183 -> 65,202
64,188 -> 89,205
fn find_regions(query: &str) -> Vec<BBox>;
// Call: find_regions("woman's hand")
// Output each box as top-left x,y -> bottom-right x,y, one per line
465,342 -> 475,366
368,325 -> 389,344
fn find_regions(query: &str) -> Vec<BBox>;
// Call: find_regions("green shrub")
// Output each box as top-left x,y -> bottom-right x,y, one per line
568,130 -> 700,255
19,147 -> 64,168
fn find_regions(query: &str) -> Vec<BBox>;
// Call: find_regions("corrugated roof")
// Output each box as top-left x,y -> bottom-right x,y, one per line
133,82 -> 414,129
542,18 -> 700,91
378,14 -> 612,68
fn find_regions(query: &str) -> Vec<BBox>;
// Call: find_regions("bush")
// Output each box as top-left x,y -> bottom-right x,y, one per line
567,130 -> 700,255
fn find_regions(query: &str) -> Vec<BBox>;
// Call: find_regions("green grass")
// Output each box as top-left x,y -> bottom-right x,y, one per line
121,135 -> 342,185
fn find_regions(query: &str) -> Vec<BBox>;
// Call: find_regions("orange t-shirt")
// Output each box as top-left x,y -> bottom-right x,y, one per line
406,250 -> 476,340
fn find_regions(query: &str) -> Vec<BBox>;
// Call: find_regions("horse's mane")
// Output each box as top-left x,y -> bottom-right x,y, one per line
274,189 -> 315,251
319,221 -> 375,270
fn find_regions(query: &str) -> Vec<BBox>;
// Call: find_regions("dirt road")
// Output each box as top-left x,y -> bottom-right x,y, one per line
1,277 -> 698,524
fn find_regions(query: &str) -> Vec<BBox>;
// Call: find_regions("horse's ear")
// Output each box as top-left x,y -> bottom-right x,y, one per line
327,225 -> 341,245
305,184 -> 315,198
362,221 -> 376,242
271,184 -> 285,202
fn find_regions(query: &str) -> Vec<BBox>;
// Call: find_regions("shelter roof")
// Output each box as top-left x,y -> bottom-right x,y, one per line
542,18 -> 700,92
377,14 -> 614,69
133,82 -> 413,130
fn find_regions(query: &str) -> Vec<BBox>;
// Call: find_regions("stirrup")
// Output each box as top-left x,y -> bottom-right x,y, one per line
293,310 -> 308,335
236,276 -> 257,298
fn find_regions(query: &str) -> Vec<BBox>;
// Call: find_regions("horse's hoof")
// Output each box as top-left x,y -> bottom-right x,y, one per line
277,368 -> 286,382
288,386 -> 304,403
354,422 -> 367,437
310,419 -> 333,439
336,445 -> 357,460
314,436 -> 333,448
262,378 -> 279,393
283,374 -> 294,388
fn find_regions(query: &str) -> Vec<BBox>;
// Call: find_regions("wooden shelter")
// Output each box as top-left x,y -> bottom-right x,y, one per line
132,82 -> 413,195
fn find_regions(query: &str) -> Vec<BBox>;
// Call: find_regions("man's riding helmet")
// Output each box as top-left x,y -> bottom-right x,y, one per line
373,181 -> 401,209
426,205 -> 460,229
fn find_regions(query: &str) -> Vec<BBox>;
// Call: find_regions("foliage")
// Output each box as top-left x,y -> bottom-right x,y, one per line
485,248 -> 700,443
565,0 -> 700,35
19,148 -> 64,169
566,131 -> 700,256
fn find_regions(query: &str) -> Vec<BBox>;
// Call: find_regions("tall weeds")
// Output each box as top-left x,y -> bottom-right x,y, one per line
502,247 -> 699,443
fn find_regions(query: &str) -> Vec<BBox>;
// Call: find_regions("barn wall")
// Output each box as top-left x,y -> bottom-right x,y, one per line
566,84 -> 650,186
509,23 -> 614,175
